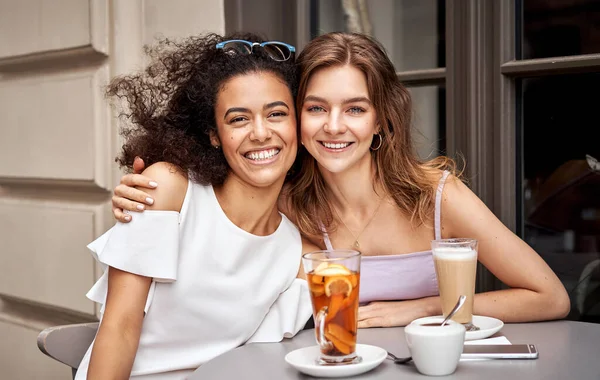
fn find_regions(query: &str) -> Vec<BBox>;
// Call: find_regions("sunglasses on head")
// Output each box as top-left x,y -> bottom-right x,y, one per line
216,40 -> 296,62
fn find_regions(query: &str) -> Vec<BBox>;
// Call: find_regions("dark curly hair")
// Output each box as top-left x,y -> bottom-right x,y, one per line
108,32 -> 298,185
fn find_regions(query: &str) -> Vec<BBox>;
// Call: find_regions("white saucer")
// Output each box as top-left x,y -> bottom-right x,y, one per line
465,315 -> 504,341
285,344 -> 387,378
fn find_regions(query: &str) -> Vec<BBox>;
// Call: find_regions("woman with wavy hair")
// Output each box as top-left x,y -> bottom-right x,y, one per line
75,33 -> 313,379
112,32 -> 570,329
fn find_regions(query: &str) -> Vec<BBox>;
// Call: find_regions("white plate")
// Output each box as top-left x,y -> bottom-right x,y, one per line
465,315 -> 504,341
285,344 -> 387,378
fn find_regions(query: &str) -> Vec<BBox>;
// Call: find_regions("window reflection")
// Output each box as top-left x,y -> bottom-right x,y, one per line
312,0 -> 445,71
521,73 -> 600,323
409,86 -> 446,160
520,0 -> 600,59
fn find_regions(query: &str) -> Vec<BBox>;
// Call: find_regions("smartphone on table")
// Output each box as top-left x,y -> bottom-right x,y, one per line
462,344 -> 539,359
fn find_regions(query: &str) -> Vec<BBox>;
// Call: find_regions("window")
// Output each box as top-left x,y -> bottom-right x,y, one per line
521,0 -> 600,59
516,0 -> 600,322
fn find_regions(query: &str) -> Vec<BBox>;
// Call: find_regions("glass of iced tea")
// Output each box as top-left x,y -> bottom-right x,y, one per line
302,250 -> 361,365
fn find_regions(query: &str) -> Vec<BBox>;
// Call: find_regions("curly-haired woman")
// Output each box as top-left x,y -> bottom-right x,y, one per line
74,33 -> 313,379
113,32 -> 570,330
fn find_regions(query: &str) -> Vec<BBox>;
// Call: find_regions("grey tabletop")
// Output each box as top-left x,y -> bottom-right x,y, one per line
190,320 -> 600,379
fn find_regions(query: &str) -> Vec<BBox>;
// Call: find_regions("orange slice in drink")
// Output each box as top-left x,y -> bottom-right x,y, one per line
325,276 -> 353,297
327,263 -> 351,271
324,332 -> 352,355
311,284 -> 325,297
314,262 -> 330,274
314,264 -> 351,277
325,323 -> 355,355
325,294 -> 344,322
327,323 -> 355,346
311,274 -> 325,285
340,284 -> 358,309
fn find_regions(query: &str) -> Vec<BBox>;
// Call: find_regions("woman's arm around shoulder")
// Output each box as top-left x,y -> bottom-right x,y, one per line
112,157 -> 156,222
135,162 -> 188,212
87,162 -> 188,379
111,158 -> 188,222
441,175 -> 570,321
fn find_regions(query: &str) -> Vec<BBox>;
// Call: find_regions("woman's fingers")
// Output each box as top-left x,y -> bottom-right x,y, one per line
114,183 -> 155,205
111,171 -> 156,223
357,303 -> 393,328
112,194 -> 147,212
357,305 -> 383,328
133,156 -> 146,174
358,318 -> 383,329
357,304 -> 376,320
120,173 -> 158,190
112,204 -> 132,223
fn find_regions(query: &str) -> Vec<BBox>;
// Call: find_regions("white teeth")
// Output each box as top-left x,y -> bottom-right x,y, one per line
245,148 -> 280,161
323,142 -> 350,149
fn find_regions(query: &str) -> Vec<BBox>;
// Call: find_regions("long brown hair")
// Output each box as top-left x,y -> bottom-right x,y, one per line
287,32 -> 457,237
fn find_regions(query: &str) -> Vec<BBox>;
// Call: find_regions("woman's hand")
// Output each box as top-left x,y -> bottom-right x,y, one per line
113,157 -> 158,222
358,297 -> 440,328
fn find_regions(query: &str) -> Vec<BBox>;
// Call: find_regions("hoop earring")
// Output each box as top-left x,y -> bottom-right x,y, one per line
370,133 -> 383,151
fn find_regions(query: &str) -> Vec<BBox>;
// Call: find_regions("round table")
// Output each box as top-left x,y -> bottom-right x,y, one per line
190,320 -> 600,379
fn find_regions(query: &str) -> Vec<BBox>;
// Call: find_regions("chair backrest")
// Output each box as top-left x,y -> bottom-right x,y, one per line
37,322 -> 99,376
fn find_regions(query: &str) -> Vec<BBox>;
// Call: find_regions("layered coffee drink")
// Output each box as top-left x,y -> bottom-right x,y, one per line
432,239 -> 478,328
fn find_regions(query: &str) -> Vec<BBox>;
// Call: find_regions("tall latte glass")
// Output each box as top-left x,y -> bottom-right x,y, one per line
431,239 -> 479,331
302,250 -> 361,365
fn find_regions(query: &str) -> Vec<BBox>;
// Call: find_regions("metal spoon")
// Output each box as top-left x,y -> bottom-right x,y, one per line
387,351 -> 413,364
387,295 -> 467,365
441,295 -> 467,326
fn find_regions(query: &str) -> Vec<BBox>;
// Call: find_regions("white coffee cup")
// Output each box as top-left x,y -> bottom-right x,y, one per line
405,316 -> 466,376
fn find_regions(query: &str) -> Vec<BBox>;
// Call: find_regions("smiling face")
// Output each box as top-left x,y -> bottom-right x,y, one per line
212,71 -> 297,188
300,65 -> 378,174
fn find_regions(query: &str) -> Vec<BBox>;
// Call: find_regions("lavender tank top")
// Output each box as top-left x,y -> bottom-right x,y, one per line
322,171 -> 450,304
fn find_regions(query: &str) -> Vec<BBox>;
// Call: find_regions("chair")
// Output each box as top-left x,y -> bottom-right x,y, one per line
37,322 -> 99,379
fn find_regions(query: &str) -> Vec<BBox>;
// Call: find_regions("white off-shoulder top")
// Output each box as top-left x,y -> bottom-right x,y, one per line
75,181 -> 312,379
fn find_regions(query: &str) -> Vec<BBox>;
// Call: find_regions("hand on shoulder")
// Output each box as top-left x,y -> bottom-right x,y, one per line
139,162 -> 188,212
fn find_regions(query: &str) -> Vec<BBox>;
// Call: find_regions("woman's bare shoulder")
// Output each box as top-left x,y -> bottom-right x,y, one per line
139,162 -> 188,212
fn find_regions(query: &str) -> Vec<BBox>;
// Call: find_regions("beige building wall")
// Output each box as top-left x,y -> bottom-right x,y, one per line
0,1 -> 224,378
